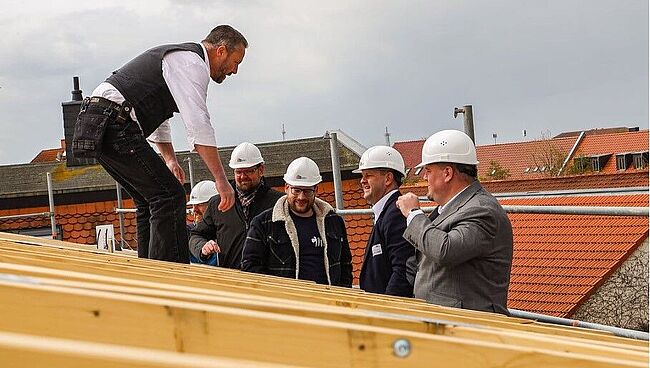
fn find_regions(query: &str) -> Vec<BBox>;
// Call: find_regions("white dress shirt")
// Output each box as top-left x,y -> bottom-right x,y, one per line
371,189 -> 399,224
91,43 -> 217,149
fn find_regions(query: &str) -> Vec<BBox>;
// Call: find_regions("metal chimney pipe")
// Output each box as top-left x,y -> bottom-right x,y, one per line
453,105 -> 475,143
71,76 -> 83,101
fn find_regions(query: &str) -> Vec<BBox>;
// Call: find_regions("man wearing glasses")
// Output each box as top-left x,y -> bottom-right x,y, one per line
189,142 -> 283,268
241,157 -> 352,287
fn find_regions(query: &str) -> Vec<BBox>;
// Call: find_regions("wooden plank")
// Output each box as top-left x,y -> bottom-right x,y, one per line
0,244 -> 640,347
0,277 -> 642,368
5,270 -> 646,363
0,330 -> 302,368
0,240 -> 632,344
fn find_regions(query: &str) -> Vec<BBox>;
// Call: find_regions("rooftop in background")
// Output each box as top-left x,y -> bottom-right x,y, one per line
30,139 -> 66,164
1,131 -> 365,199
553,126 -> 640,139
401,171 -> 649,197
394,127 -> 648,183
502,193 -> 648,317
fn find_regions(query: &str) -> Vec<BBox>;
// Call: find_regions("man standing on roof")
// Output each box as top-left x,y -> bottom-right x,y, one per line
186,180 -> 219,266
356,146 -> 414,297
189,142 -> 283,269
72,25 -> 247,263
241,157 -> 353,287
396,130 -> 513,315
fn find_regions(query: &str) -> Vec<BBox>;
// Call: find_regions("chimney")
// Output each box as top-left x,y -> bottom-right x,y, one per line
63,76 -> 96,167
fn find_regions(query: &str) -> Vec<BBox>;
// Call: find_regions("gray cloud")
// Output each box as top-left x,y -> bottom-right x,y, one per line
0,0 -> 647,164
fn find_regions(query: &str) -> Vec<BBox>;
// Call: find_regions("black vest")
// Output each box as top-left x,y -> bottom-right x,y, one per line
105,42 -> 205,137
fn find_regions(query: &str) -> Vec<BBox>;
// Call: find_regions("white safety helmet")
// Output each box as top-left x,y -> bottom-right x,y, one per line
283,157 -> 322,187
353,145 -> 406,176
229,142 -> 264,169
187,180 -> 218,205
416,130 -> 479,168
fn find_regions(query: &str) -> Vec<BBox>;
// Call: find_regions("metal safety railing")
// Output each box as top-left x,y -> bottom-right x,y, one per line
0,173 -> 58,240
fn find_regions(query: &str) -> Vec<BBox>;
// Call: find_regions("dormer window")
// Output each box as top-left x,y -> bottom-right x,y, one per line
616,153 -> 632,170
632,152 -> 649,169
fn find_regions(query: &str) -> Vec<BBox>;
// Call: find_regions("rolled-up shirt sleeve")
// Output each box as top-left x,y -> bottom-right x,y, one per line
161,50 -> 217,149
147,119 -> 172,143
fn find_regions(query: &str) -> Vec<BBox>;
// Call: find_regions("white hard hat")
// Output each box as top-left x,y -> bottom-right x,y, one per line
229,142 -> 264,169
416,130 -> 479,168
187,180 -> 218,205
283,157 -> 322,187
353,145 -> 406,176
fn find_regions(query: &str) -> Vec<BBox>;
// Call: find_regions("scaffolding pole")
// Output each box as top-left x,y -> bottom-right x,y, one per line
327,131 -> 344,210
116,182 -> 125,252
335,206 -> 649,217
46,173 -> 57,239
509,309 -> 649,341
187,156 -> 195,190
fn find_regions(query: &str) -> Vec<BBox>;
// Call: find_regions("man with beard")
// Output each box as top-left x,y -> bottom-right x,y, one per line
241,157 -> 352,287
72,25 -> 247,263
396,130 -> 513,315
189,142 -> 283,268
356,146 -> 414,297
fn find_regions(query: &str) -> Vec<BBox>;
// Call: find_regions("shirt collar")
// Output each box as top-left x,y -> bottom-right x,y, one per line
199,43 -> 210,73
438,184 -> 470,215
372,189 -> 399,223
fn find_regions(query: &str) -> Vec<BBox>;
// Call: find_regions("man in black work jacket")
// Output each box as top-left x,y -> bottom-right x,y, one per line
357,146 -> 414,297
241,157 -> 352,287
189,142 -> 283,269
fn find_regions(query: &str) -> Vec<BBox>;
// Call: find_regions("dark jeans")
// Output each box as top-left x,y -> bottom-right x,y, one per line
95,113 -> 189,263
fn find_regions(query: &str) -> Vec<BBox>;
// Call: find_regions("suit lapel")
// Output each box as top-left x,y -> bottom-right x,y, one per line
362,191 -> 399,267
431,181 -> 481,226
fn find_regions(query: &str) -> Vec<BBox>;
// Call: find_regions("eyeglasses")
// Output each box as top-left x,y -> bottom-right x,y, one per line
289,187 -> 315,197
234,167 -> 259,176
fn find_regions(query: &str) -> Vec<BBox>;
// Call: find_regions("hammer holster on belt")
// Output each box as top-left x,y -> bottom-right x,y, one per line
72,97 -> 133,158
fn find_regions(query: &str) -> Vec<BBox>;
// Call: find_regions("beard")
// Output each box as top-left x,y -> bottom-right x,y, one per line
288,198 -> 313,215
236,178 -> 260,193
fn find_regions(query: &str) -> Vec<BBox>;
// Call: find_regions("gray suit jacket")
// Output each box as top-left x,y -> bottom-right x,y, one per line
403,180 -> 513,315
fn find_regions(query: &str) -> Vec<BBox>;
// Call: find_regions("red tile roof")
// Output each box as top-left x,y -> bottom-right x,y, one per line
392,140 -> 426,169
30,148 -> 64,163
30,139 -> 66,163
393,129 -> 649,183
502,194 -> 648,317
401,171 -> 649,196
567,130 -> 649,173
554,127 -> 639,139
476,137 -> 578,180
394,136 -> 579,182
0,200 -> 138,250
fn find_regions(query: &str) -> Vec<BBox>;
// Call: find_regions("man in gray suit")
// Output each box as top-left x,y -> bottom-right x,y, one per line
396,130 -> 513,315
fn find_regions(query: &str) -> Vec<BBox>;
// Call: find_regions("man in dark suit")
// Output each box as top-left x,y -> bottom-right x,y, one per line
357,146 -> 414,297
396,130 -> 513,315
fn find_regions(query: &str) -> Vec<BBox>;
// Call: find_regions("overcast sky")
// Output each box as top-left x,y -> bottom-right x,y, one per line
0,0 -> 647,165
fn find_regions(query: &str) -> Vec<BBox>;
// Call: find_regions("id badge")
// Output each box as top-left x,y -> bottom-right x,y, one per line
371,243 -> 383,256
